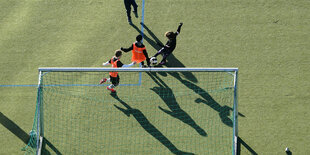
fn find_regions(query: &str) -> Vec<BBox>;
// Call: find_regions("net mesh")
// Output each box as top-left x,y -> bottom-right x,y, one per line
25,70 -> 236,154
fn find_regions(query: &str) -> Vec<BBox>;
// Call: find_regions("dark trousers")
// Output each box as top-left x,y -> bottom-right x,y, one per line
154,47 -> 171,63
110,75 -> 120,87
124,0 -> 138,20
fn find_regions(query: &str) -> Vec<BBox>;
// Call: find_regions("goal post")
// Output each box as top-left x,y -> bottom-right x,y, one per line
24,67 -> 238,155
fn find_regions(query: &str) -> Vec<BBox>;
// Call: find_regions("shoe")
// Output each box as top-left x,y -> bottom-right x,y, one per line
107,86 -> 116,93
159,61 -> 166,65
133,11 -> 138,18
99,78 -> 107,84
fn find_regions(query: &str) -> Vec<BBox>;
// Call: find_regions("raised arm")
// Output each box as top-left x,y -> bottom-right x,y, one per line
176,22 -> 183,34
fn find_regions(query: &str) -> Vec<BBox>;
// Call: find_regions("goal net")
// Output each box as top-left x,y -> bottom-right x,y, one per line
24,67 -> 238,155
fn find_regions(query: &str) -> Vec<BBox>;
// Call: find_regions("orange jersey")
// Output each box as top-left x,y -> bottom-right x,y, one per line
109,57 -> 119,77
131,43 -> 146,63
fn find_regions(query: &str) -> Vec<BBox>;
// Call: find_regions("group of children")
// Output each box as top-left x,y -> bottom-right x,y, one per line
99,22 -> 183,93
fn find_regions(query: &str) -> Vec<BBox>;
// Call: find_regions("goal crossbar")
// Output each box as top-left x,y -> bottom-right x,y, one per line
39,67 -> 238,72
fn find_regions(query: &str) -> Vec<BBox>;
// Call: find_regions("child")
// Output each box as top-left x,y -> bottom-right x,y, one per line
121,34 -> 151,67
99,50 -> 136,93
153,23 -> 183,65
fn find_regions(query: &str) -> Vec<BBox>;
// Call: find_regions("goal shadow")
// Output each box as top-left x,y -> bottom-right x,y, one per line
0,112 -> 29,144
41,137 -> 62,155
237,136 -> 258,155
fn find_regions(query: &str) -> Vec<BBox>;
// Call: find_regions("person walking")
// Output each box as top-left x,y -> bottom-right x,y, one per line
124,0 -> 138,24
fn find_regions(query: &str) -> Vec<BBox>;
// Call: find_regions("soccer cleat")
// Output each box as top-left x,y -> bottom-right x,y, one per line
159,61 -> 166,65
107,86 -> 116,93
99,78 -> 107,84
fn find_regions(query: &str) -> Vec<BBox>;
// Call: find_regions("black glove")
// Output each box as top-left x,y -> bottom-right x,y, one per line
179,22 -> 183,26
120,47 -> 124,51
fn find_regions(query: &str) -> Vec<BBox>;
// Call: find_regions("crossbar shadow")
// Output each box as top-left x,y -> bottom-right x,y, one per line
147,72 -> 207,137
0,112 -> 29,144
237,137 -> 258,155
131,23 -> 198,83
0,112 -> 60,154
110,93 -> 194,155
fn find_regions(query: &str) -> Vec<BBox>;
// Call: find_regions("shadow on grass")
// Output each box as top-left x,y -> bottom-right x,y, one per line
0,112 -> 60,154
110,93 -> 194,155
131,23 -> 198,83
237,137 -> 258,155
0,112 -> 29,144
137,24 -> 245,124
161,71 -> 245,127
131,23 -> 162,51
41,137 -> 61,155
183,79 -> 245,127
147,72 -> 207,137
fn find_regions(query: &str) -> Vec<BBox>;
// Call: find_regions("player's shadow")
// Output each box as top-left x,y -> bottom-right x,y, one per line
147,72 -> 207,137
237,137 -> 258,155
110,93 -> 194,155
159,72 -> 244,127
131,23 -> 198,83
181,79 -> 245,127
131,23 -> 162,51
0,112 -> 29,144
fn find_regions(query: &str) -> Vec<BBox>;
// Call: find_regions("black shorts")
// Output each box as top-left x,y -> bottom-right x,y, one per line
110,75 -> 120,86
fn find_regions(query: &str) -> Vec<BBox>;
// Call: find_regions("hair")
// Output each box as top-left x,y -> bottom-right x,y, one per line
136,34 -> 143,42
115,50 -> 122,57
165,31 -> 175,39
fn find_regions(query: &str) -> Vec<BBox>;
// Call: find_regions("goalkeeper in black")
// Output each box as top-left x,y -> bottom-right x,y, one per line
152,22 -> 183,65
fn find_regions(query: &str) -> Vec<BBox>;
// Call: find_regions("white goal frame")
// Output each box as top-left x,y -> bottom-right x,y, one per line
35,67 -> 239,155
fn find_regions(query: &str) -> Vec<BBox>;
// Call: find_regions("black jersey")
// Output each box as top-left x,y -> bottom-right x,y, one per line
164,32 -> 179,53
164,23 -> 182,53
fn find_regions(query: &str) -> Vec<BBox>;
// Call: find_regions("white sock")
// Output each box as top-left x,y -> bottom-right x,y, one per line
109,84 -> 115,89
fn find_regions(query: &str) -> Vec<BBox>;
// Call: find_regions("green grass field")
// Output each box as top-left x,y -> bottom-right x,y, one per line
0,0 -> 309,154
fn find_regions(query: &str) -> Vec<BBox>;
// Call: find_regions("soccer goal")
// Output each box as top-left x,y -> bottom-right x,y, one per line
24,67 -> 238,155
